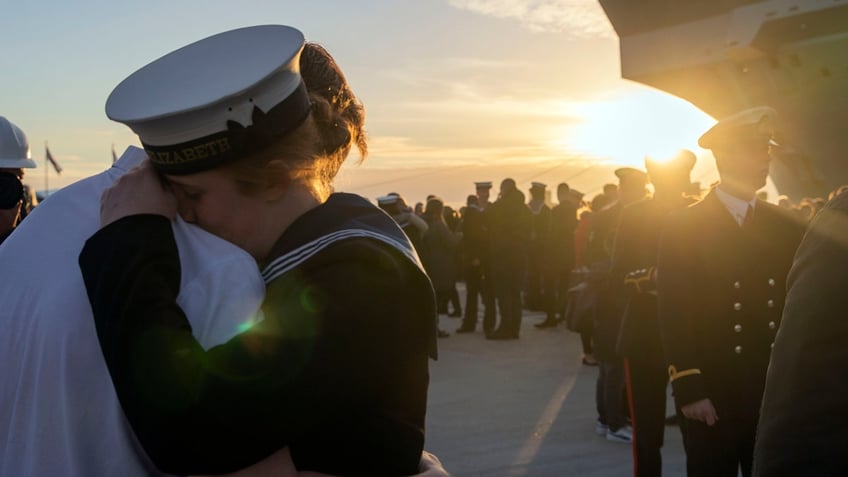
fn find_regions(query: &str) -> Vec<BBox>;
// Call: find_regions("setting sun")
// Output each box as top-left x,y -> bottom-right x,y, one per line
558,87 -> 716,167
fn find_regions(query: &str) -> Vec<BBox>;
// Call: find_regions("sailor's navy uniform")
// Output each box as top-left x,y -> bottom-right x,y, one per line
80,192 -> 437,475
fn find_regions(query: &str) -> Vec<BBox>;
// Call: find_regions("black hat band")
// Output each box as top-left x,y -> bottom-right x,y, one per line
143,80 -> 312,175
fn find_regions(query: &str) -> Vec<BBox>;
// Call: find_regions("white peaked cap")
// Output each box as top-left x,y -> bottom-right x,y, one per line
106,25 -> 311,175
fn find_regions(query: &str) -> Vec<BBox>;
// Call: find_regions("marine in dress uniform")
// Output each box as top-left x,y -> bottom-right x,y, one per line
525,182 -> 552,312
457,193 -> 495,333
657,107 -> 805,477
753,188 -> 848,476
615,150 -> 698,476
77,26 -> 438,476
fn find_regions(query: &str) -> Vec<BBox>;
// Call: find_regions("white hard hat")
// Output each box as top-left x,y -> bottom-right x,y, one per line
0,116 -> 36,169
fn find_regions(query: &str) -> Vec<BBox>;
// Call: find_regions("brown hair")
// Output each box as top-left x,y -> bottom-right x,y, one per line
223,42 -> 367,199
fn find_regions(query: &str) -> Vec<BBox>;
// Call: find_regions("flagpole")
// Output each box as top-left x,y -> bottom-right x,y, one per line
44,141 -> 49,198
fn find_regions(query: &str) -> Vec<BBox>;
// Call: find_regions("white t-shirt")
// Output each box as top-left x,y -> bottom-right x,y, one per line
0,147 -> 265,477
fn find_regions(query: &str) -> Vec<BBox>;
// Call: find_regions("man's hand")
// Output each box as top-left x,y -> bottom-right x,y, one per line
100,161 -> 176,227
681,398 -> 719,426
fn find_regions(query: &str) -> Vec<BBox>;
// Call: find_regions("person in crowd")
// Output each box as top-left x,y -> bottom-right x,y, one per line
442,204 -> 463,317
476,180 -> 494,210
377,193 -> 428,251
0,145 -> 272,476
753,186 -> 848,476
0,116 -> 37,245
572,189 -> 592,269
76,26 -> 442,476
535,182 -> 578,329
525,181 -> 552,312
614,150 -> 698,476
487,178 -> 531,340
657,107 -> 804,477
603,183 -> 619,204
591,167 -> 648,444
457,194 -> 494,333
421,197 -> 460,338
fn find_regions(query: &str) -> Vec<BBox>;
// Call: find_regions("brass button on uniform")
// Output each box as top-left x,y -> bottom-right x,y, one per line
769,321 -> 776,330
734,324 -> 742,333
768,278 -> 776,286
734,281 -> 741,289
767,299 -> 775,308
734,302 -> 742,311
735,346 -> 743,354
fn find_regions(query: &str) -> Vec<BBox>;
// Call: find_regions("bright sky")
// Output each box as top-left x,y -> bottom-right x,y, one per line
2,0 -> 724,205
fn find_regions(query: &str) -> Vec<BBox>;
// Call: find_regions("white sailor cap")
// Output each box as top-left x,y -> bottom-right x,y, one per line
475,181 -> 493,189
105,25 -> 312,175
376,194 -> 399,206
698,106 -> 779,150
530,181 -> 546,190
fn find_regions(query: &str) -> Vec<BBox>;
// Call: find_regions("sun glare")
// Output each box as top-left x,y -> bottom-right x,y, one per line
557,88 -> 716,167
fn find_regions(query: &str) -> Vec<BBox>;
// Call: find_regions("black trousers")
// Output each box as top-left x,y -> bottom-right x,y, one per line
462,261 -> 495,332
678,410 -> 757,477
626,355 -> 668,477
492,254 -> 525,336
596,359 -> 627,431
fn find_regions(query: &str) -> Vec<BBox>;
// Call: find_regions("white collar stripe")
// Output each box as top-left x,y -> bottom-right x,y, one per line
261,229 -> 420,284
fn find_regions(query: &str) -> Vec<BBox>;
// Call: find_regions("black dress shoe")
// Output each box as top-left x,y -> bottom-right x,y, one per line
455,326 -> 475,334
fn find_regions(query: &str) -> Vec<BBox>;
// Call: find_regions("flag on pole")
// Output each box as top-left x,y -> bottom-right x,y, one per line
45,145 -> 62,175
111,144 -> 118,164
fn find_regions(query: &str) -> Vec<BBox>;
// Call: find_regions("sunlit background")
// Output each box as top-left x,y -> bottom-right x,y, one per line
1,0 -> 743,206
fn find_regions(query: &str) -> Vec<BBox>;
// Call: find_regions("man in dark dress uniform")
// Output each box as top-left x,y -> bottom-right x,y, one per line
657,107 -> 805,477
487,178 -> 531,340
591,167 -> 648,443
457,193 -> 494,333
753,188 -> 848,476
535,182 -> 578,328
524,182 -> 551,312
614,150 -> 698,476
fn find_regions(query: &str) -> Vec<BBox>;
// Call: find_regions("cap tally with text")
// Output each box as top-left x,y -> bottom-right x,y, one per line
698,106 -> 779,150
530,181 -> 546,190
475,181 -> 492,189
0,117 -> 36,169
105,25 -> 311,175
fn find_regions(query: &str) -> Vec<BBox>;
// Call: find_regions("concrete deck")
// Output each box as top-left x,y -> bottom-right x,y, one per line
425,301 -> 687,477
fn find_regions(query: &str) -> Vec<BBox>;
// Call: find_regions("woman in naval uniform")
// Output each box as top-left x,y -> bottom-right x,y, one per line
79,26 -> 438,476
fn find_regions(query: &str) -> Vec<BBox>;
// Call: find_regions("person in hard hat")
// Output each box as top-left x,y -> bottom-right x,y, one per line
77,26 -> 438,476
0,116 -> 37,244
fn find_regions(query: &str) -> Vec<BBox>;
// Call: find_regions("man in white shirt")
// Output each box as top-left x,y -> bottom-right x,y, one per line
0,146 -> 265,476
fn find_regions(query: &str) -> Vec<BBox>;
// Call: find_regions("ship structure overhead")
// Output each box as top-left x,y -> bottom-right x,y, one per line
600,0 -> 848,199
